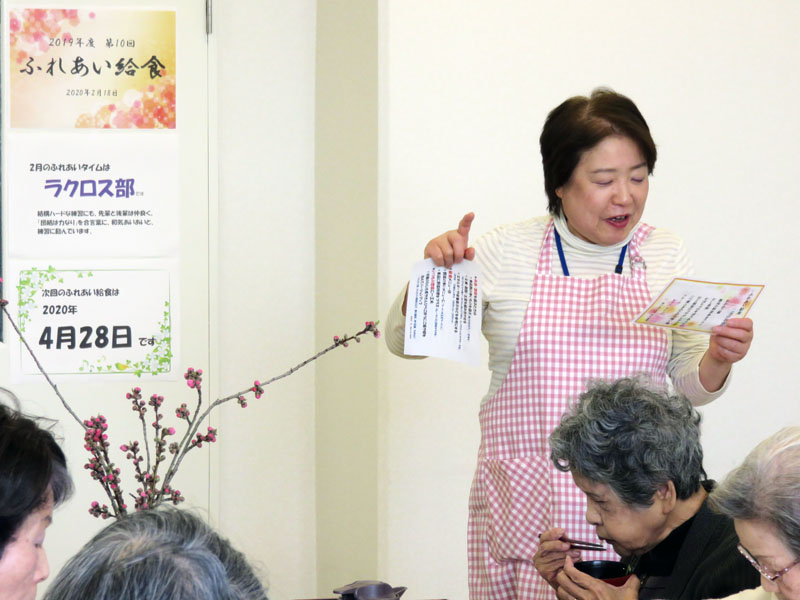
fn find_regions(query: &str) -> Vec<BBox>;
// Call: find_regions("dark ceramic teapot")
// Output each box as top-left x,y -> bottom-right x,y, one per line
333,580 -> 407,600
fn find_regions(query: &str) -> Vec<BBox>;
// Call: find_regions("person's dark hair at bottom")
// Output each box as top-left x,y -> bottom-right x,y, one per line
0,398 -> 73,554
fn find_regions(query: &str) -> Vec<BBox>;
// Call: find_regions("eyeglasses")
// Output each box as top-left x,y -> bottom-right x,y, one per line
737,543 -> 800,582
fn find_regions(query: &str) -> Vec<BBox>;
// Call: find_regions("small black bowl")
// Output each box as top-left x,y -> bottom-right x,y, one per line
574,560 -> 630,586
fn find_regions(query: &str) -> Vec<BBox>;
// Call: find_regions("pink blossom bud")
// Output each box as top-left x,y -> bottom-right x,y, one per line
168,427 -> 176,435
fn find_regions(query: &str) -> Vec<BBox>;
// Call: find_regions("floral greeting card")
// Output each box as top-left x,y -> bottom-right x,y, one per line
635,278 -> 764,334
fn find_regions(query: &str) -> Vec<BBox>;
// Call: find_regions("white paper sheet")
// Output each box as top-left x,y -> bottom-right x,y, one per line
404,258 -> 482,365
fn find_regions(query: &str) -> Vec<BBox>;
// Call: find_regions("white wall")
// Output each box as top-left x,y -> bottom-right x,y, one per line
215,2 -> 318,599
315,2 -> 380,593
379,2 -> 800,598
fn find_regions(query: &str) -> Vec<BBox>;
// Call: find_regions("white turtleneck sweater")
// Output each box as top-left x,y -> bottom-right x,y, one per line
385,214 -> 728,406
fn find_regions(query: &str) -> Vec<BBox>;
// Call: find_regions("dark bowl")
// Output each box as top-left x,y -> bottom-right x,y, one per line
574,560 -> 631,587
332,580 -> 407,600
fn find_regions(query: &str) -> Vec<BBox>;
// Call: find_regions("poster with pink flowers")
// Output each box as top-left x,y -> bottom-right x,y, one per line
4,7 -> 181,381
8,8 -> 175,129
634,278 -> 764,333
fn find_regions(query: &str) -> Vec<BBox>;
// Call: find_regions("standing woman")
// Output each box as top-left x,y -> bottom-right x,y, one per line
385,89 -> 754,599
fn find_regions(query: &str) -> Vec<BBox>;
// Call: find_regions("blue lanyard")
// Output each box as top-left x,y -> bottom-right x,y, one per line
553,228 -> 628,277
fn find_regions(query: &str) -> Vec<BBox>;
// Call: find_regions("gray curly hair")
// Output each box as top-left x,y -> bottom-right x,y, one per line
549,377 -> 705,506
709,426 -> 800,559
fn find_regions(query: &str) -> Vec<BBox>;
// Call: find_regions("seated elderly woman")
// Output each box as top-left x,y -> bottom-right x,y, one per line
708,426 -> 800,600
0,400 -> 73,600
533,377 -> 759,600
42,506 -> 269,600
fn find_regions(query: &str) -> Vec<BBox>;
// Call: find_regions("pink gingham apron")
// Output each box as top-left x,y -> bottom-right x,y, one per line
467,220 -> 669,600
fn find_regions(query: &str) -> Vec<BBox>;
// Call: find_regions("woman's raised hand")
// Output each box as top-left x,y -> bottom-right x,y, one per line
402,212 -> 477,316
423,212 -> 476,267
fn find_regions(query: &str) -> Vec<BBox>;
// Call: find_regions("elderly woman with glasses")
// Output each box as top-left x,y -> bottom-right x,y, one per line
707,426 -> 800,600
534,377 -> 759,600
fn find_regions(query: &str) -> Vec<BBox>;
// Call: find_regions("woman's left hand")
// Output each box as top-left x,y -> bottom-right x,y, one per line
699,317 -> 754,392
554,556 -> 639,600
708,317 -> 754,364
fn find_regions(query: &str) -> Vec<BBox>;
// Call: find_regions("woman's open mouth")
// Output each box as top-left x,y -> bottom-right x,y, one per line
606,215 -> 630,228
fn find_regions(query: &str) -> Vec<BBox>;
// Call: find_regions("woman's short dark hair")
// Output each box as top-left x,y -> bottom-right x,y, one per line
43,507 -> 269,600
709,427 -> 800,559
549,377 -> 704,507
0,399 -> 73,556
540,88 -> 657,217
